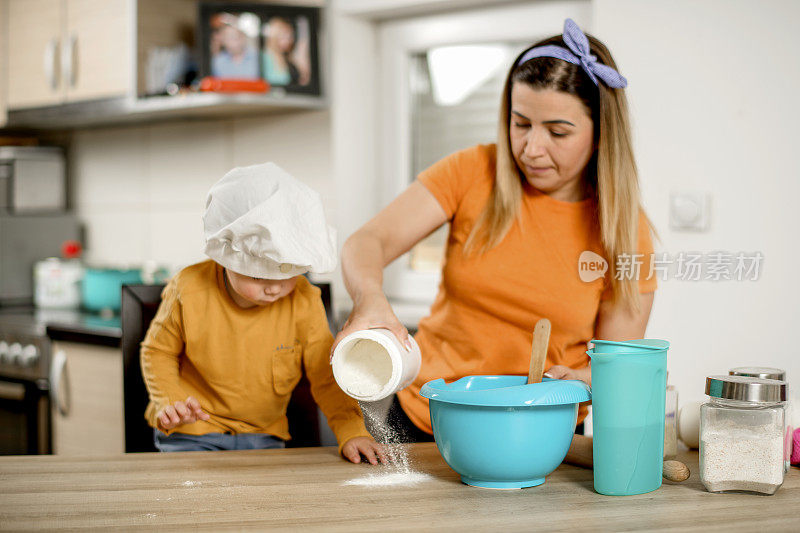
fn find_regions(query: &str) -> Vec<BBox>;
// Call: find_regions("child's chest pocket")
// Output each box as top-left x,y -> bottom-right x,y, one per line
272,345 -> 303,396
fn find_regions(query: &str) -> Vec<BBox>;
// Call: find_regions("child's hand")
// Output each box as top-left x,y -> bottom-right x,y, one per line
342,437 -> 387,465
156,396 -> 211,431
544,365 -> 591,386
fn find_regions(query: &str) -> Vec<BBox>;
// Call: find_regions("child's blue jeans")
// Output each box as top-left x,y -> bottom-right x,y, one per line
154,429 -> 285,452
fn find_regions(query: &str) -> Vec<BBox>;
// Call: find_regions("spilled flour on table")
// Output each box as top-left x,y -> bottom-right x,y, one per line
343,402 -> 432,487
345,471 -> 432,486
182,480 -> 201,487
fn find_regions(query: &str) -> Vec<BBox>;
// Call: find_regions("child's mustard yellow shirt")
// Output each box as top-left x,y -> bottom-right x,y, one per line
140,260 -> 370,452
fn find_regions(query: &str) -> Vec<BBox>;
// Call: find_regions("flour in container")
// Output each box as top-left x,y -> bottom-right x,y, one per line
337,339 -> 392,398
701,424 -> 784,493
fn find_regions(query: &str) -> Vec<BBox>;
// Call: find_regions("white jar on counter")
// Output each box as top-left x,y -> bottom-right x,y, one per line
700,375 -> 787,495
34,257 -> 84,309
331,328 -> 421,402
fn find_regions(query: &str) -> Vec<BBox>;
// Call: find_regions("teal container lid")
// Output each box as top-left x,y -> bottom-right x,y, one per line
587,348 -> 667,359
590,339 -> 670,351
419,375 -> 590,407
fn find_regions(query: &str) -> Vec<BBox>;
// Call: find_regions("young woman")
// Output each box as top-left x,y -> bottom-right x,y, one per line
335,19 -> 656,442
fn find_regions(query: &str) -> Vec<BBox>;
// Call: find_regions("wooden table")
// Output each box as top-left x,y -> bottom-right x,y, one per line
0,444 -> 797,531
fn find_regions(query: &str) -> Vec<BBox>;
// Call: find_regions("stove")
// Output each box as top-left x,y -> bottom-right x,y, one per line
0,311 -> 63,455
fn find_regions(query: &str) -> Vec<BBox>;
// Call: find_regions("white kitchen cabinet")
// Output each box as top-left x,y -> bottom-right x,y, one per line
6,0 -> 131,110
64,0 -> 131,103
3,0 -> 327,128
51,341 -> 125,456
7,0 -> 64,109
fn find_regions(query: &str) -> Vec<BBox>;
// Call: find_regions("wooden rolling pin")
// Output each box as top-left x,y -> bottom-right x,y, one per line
565,434 -> 690,482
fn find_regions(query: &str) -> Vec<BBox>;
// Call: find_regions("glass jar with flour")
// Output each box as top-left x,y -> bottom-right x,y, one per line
700,375 -> 787,495
331,329 -> 421,402
728,367 -> 791,472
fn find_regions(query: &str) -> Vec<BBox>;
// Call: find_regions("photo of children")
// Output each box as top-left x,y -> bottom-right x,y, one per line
209,11 -> 260,79
261,15 -> 312,87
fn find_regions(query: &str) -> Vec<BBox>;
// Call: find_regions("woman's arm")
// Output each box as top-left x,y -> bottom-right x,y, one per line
545,291 -> 655,386
334,181 -> 448,351
594,291 -> 655,341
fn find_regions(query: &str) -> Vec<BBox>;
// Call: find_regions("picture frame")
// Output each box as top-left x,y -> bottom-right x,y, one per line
198,2 -> 322,96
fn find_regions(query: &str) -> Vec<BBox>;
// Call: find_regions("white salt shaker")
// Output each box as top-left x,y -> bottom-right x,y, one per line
331,328 -> 421,402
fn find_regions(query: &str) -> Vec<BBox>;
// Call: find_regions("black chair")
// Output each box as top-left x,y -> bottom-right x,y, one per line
121,281 -> 335,453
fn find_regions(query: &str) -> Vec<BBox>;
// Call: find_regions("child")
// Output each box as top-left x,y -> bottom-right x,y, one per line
141,163 -> 384,464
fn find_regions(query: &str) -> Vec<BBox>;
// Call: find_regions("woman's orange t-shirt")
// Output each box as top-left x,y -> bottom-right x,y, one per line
396,144 -> 657,433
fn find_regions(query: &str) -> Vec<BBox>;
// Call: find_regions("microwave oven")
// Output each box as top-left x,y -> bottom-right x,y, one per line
0,146 -> 66,213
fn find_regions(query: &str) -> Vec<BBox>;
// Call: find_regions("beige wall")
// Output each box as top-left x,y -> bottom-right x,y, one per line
71,111 -> 332,274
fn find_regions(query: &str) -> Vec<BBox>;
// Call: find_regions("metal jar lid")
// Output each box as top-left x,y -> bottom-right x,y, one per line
705,375 -> 787,403
729,366 -> 786,381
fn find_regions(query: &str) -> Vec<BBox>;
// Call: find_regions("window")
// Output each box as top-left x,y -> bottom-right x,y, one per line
408,44 -> 526,273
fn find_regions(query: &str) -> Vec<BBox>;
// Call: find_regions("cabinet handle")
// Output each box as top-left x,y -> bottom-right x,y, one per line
44,38 -> 60,90
62,34 -> 77,88
50,350 -> 71,417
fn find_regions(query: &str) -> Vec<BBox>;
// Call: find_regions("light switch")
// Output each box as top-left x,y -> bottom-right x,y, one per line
669,192 -> 710,231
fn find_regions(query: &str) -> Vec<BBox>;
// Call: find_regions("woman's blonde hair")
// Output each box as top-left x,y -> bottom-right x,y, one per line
464,33 -> 652,311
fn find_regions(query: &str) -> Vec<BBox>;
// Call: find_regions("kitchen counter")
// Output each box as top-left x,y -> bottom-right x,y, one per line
0,444 -> 797,531
0,306 -> 120,347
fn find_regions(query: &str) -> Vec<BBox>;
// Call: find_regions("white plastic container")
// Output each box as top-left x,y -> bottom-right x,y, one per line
331,328 -> 421,402
34,257 -> 83,309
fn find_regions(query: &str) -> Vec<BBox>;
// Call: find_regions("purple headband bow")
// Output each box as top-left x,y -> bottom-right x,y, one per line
516,18 -> 627,89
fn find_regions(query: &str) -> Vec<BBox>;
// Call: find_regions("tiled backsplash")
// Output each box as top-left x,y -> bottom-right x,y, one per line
71,111 -> 333,275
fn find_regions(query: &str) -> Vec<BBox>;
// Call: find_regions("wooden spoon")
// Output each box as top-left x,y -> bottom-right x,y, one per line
527,319 -> 551,384
565,434 -> 690,482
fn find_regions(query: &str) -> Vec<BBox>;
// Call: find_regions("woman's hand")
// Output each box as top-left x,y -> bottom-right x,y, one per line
331,291 -> 410,358
342,437 -> 388,465
544,365 -> 591,386
156,396 -> 210,431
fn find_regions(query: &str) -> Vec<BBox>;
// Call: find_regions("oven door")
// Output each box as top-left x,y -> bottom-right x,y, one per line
0,379 -> 51,455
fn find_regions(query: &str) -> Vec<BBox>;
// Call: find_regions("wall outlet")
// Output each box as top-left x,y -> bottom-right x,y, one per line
669,192 -> 711,232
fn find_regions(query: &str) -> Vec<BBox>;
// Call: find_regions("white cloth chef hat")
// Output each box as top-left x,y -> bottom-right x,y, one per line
203,162 -> 337,279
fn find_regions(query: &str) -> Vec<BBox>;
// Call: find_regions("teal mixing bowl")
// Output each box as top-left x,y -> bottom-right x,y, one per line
420,375 -> 591,489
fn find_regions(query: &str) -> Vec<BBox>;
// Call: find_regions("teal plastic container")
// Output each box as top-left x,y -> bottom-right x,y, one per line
82,268 -> 143,312
589,339 -> 669,496
420,376 -> 590,489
